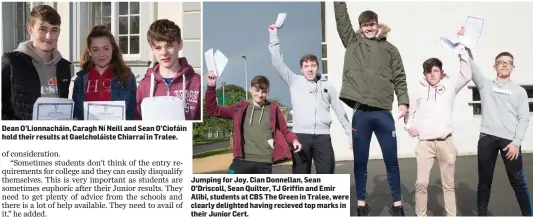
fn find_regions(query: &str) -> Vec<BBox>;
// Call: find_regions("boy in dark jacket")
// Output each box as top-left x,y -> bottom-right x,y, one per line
205,70 -> 302,174
334,2 -> 409,216
2,5 -> 73,120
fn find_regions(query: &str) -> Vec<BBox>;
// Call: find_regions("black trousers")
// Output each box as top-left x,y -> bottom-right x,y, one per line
476,133 -> 532,216
228,158 -> 272,174
292,133 -> 335,174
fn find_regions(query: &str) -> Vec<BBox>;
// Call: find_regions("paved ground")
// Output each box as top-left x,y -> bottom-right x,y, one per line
193,141 -> 229,154
196,153 -> 533,216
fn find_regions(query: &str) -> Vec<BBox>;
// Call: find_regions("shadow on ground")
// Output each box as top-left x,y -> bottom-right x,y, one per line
197,154 -> 533,216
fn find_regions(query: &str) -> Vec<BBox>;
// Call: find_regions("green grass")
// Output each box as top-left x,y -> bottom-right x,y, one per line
193,137 -> 230,146
193,147 -> 232,159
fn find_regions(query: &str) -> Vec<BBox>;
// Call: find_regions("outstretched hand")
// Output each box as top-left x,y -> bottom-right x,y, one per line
206,70 -> 217,87
269,24 -> 278,33
457,26 -> 465,37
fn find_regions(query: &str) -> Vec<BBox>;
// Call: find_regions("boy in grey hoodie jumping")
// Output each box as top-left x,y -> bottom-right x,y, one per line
458,27 -> 532,216
2,5 -> 73,120
268,24 -> 352,174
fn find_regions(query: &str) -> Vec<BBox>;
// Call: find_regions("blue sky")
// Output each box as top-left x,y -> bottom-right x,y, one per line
202,2 -> 322,107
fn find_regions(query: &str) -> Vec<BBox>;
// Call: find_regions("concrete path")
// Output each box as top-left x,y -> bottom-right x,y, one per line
195,153 -> 533,216
193,141 -> 229,154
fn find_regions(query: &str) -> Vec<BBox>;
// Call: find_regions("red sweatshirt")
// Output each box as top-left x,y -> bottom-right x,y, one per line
84,65 -> 114,101
205,86 -> 298,162
135,58 -> 201,120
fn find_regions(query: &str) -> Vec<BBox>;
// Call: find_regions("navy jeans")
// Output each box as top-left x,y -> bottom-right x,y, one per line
352,105 -> 402,202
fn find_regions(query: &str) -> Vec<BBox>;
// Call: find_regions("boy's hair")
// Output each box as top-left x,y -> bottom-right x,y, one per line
422,58 -> 443,74
250,75 -> 270,90
30,5 -> 61,26
495,52 -> 514,62
358,10 -> 378,26
147,19 -> 182,46
300,54 -> 319,68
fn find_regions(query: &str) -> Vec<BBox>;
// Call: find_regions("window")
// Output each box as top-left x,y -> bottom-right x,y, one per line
89,2 -> 141,56
320,2 -> 328,79
469,85 -> 533,115
15,2 -> 43,45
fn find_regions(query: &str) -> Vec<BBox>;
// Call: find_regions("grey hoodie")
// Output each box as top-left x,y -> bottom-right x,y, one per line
469,56 -> 530,146
269,33 -> 352,140
15,41 -> 69,98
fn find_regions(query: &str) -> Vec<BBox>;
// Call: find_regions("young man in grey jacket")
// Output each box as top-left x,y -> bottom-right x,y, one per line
457,27 -> 532,216
268,24 -> 352,174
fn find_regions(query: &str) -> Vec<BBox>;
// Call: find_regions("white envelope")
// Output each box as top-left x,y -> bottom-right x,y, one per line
458,16 -> 484,48
141,96 -> 186,120
214,50 -> 228,77
204,48 -> 217,75
275,13 -> 287,28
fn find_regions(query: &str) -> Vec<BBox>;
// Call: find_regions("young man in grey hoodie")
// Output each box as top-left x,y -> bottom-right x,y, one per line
268,24 -> 352,174
457,27 -> 532,216
2,5 -> 73,120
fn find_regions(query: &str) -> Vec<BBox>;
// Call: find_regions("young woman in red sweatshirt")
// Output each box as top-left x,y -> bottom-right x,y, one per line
72,25 -> 137,120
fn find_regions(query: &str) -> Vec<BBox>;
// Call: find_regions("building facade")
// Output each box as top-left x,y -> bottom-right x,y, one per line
2,1 -> 201,95
323,2 -> 533,161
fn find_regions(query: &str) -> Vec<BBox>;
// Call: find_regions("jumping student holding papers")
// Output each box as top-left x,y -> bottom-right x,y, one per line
404,53 -> 472,216
458,27 -> 532,216
1,5 -> 73,120
334,2 -> 409,215
205,71 -> 302,174
72,25 -> 137,120
268,24 -> 352,174
135,19 -> 201,120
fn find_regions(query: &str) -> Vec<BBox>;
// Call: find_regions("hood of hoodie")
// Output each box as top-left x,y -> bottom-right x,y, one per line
245,100 -> 271,126
137,57 -> 202,120
143,57 -> 195,82
355,23 -> 391,41
14,41 -> 64,98
418,75 -> 450,102
15,41 -> 63,66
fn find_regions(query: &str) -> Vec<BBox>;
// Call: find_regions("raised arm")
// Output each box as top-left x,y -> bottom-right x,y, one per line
268,25 -> 296,86
391,48 -> 410,107
327,84 -> 352,140
454,51 -> 473,93
512,89 -> 530,147
334,2 -> 359,48
465,47 -> 490,89
205,86 -> 236,120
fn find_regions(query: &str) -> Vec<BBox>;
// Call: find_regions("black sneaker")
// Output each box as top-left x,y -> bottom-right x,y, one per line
357,203 -> 370,216
388,205 -> 405,216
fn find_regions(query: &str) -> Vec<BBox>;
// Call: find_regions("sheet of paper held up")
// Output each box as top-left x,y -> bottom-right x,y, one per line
213,50 -> 228,77
275,13 -> 287,28
458,16 -> 484,48
204,48 -> 217,75
439,37 -> 466,54
32,97 -> 74,120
